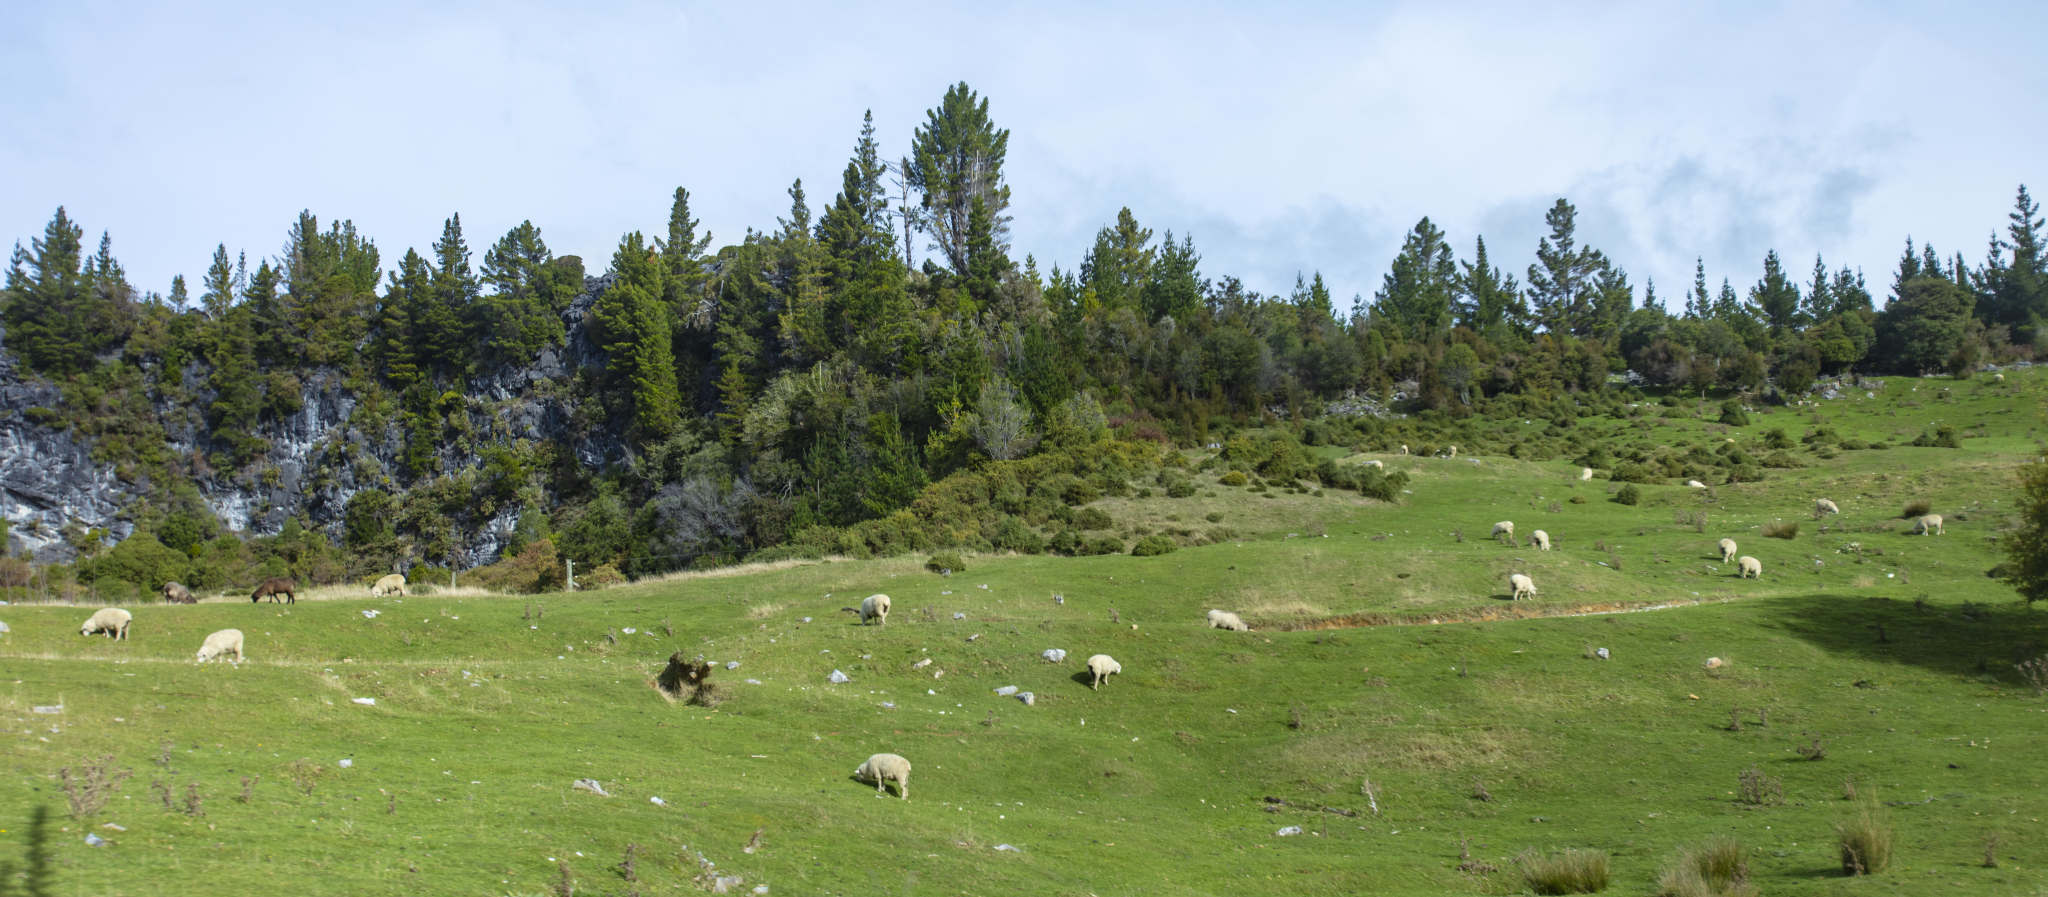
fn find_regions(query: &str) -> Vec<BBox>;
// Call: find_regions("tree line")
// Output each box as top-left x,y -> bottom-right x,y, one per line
3,81 -> 2043,589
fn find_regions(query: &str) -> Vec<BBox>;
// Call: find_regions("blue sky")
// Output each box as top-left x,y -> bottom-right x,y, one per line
4,1 -> 2042,312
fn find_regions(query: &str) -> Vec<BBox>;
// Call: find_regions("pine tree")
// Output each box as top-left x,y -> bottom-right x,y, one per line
4,208 -> 135,375
1683,258 -> 1709,320
425,214 -> 479,374
1373,217 -> 1458,338
480,221 -> 571,361
200,244 -> 240,321
908,83 -> 1011,274
660,187 -> 713,322
1079,208 -> 1154,313
1141,233 -> 1202,324
380,250 -> 432,388
1803,255 -> 1833,323
1458,236 -> 1525,338
815,114 -> 915,368
1525,199 -> 1609,336
169,275 -> 190,314
1748,249 -> 1802,337
1981,184 -> 2046,328
593,232 -> 680,438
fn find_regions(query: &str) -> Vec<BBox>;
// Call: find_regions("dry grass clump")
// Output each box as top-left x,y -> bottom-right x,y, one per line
1656,835 -> 1756,897
653,653 -> 723,707
1238,596 -> 1329,617
1838,797 -> 1894,875
1518,848 -> 1610,894
745,601 -> 788,620
1901,498 -> 1932,519
1761,520 -> 1799,540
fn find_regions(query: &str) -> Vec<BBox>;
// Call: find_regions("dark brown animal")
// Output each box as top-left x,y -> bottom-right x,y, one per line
250,577 -> 297,604
162,581 -> 196,604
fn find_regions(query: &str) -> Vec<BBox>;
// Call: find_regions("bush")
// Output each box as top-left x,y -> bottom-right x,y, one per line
1615,484 -> 1641,506
1130,534 -> 1178,557
1519,848 -> 1611,894
1218,471 -> 1248,487
1717,400 -> 1750,427
1902,498 -> 1932,519
1061,480 -> 1101,505
925,553 -> 966,574
1761,451 -> 1802,469
1205,512 -> 1224,523
1762,428 -> 1794,449
1080,536 -> 1124,556
1762,520 -> 1799,540
1838,799 -> 1894,875
991,516 -> 1045,554
1048,530 -> 1082,555
1656,835 -> 1756,897
1074,508 -> 1114,531
1165,479 -> 1197,498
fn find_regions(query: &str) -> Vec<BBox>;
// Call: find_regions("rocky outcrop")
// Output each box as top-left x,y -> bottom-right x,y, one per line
0,276 -> 631,566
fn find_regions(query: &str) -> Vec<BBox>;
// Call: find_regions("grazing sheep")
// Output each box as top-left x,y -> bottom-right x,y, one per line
249,577 -> 297,604
162,582 -> 195,604
1491,521 -> 1515,543
1364,459 -> 1384,469
1206,609 -> 1249,632
1086,654 -> 1122,690
859,593 -> 892,626
1509,574 -> 1536,601
1530,530 -> 1551,551
1994,373 -> 2006,382
853,753 -> 911,799
371,574 -> 408,597
196,628 -> 244,663
1580,467 -> 1594,481
1687,480 -> 1708,489
1718,538 -> 1738,563
1446,446 -> 1459,459
80,608 -> 132,640
1738,556 -> 1762,578
1912,514 -> 1944,536
1815,498 -> 1840,516
1399,444 -> 1409,455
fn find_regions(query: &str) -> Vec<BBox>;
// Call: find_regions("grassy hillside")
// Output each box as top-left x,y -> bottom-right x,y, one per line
1,372 -> 2045,895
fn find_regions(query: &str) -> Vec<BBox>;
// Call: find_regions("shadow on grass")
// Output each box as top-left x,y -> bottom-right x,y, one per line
1771,592 -> 2048,681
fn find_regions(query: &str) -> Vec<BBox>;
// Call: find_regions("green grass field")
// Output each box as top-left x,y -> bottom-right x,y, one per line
3,372 -> 2047,895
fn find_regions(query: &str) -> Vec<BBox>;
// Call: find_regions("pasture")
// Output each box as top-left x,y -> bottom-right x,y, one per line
0,371 -> 2045,895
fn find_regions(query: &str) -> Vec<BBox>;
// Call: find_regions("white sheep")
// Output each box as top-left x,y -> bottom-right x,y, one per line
1687,480 -> 1708,489
1364,459 -> 1384,469
1491,521 -> 1515,543
1815,499 -> 1840,516
1086,654 -> 1121,690
1994,373 -> 2006,382
1718,538 -> 1738,563
853,753 -> 911,799
196,629 -> 244,663
80,608 -> 131,641
1738,556 -> 1762,578
371,573 -> 408,597
1399,444 -> 1409,455
1206,609 -> 1249,631
1579,467 -> 1594,481
1530,530 -> 1551,551
1509,574 -> 1536,601
860,593 -> 892,625
1912,514 -> 1944,536
1446,446 -> 1459,459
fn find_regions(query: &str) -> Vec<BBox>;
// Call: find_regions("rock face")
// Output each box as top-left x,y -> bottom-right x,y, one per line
0,353 -> 136,560
0,276 -> 631,565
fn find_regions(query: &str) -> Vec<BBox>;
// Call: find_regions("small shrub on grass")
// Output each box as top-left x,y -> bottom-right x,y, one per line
1219,471 -> 1248,486
1656,835 -> 1756,897
1166,479 -> 1197,498
1762,520 -> 1799,539
1204,511 -> 1223,523
1081,536 -> 1124,556
1902,498 -> 1932,519
1838,797 -> 1894,875
2016,655 -> 2048,695
1130,535 -> 1177,557
1519,848 -> 1610,894
59,755 -> 132,819
1062,480 -> 1101,505
1795,735 -> 1828,760
1736,764 -> 1782,805
1074,508 -> 1114,530
925,553 -> 966,574
1614,484 -> 1641,506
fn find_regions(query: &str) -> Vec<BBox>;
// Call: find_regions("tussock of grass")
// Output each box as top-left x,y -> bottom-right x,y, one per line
1520,848 -> 1610,894
1838,797 -> 1895,875
745,602 -> 789,620
1656,836 -> 1756,897
1902,498 -> 1933,519
1761,520 -> 1799,539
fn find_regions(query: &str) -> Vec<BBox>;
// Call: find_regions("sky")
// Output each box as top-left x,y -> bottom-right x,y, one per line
3,1 -> 2043,313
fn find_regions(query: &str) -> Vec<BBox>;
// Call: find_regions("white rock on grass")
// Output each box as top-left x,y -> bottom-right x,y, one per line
1276,826 -> 1303,836
1042,649 -> 1067,663
351,698 -> 375,706
337,758 -> 353,768
828,670 -> 851,684
572,778 -> 611,797
726,661 -> 740,670
994,686 -> 1018,696
1016,692 -> 1035,706
1595,648 -> 1610,660
994,844 -> 1021,852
